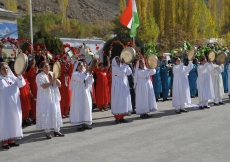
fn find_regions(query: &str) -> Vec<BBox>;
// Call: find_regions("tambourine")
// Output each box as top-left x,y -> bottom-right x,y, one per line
88,54 -> 99,73
187,46 -> 196,61
14,53 -> 28,75
53,62 -> 61,79
120,47 -> 136,64
216,52 -> 227,64
147,54 -> 158,69
208,50 -> 216,62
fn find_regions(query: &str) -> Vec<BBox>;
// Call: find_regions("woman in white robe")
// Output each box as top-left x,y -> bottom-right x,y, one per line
172,57 -> 193,114
0,62 -> 25,150
111,56 -> 132,124
134,59 -> 157,118
197,57 -> 215,109
210,64 -> 225,105
70,61 -> 94,131
36,61 -> 64,139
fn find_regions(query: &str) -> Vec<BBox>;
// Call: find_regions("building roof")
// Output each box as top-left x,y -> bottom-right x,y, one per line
0,8 -> 19,18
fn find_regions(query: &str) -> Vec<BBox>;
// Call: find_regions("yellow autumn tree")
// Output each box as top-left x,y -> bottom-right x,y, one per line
119,0 -> 126,13
5,0 -> 18,12
57,0 -> 69,25
24,0 -> 30,14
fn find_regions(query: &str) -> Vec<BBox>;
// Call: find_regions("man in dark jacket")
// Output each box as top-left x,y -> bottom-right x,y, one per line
128,62 -> 136,114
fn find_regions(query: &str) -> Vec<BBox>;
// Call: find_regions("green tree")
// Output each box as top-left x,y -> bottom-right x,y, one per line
33,30 -> 63,55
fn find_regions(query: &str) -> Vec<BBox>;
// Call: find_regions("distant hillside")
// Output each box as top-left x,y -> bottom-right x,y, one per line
0,0 -> 120,24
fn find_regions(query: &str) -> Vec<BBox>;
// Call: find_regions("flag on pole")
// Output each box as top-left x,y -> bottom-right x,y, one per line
120,0 -> 140,38
47,51 -> 53,60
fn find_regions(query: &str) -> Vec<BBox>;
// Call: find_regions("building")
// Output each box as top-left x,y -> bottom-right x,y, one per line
0,8 -> 19,57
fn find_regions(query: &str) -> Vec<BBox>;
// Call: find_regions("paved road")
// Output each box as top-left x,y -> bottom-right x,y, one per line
1,94 -> 230,162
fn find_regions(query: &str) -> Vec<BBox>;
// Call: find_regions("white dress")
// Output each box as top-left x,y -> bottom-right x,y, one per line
197,63 -> 215,102
172,61 -> 193,109
135,68 -> 157,114
111,57 -> 132,115
36,72 -> 63,130
210,64 -> 224,100
70,71 -> 94,126
0,75 -> 25,141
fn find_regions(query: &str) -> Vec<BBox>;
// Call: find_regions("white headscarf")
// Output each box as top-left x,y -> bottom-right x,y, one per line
134,59 -> 147,88
70,61 -> 87,90
112,56 -> 121,68
0,62 -> 17,80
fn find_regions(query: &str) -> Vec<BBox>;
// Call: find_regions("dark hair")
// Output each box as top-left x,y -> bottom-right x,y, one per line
173,57 -> 179,63
139,60 -> 143,68
98,63 -> 102,67
0,62 -> 7,69
39,61 -> 48,69
76,61 -> 83,71
200,56 -> 206,62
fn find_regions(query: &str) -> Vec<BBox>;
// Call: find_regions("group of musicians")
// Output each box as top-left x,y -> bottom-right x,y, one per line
0,43 -> 230,151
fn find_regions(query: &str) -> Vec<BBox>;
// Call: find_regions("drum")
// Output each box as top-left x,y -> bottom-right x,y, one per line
147,54 -> 158,69
88,54 -> 100,73
14,53 -> 28,75
208,50 -> 216,62
120,47 -> 136,64
53,62 -> 61,79
187,46 -> 196,61
216,52 -> 227,64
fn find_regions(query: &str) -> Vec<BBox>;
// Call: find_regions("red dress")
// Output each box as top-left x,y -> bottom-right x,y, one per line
94,66 -> 109,109
59,64 -> 73,116
27,66 -> 38,120
19,72 -> 32,121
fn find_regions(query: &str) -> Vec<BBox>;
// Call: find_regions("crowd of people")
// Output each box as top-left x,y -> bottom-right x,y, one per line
0,43 -> 230,151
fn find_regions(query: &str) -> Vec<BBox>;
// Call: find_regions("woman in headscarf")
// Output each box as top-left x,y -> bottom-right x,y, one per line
134,58 -> 157,119
111,56 -> 132,124
69,61 -> 94,131
0,62 -> 26,150
172,57 -> 193,114
36,61 -> 64,139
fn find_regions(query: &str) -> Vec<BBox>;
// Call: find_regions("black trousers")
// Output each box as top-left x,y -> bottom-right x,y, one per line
130,88 -> 135,110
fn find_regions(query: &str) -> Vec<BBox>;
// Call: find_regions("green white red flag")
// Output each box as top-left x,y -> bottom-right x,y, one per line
120,0 -> 140,38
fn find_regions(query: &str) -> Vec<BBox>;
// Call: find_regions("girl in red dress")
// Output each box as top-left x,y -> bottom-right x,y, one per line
19,72 -> 32,126
94,57 -> 110,111
27,59 -> 38,124
59,62 -> 73,118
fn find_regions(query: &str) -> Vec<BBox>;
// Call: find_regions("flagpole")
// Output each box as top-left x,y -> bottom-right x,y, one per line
132,0 -> 135,46
30,0 -> 33,54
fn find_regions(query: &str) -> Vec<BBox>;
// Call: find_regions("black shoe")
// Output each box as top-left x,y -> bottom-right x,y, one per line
180,109 -> 189,112
219,102 -> 225,105
2,145 -> 10,150
214,103 -> 219,106
115,120 -> 120,124
32,120 -> 36,124
199,106 -> 204,109
131,110 -> 136,114
54,132 -> 65,137
191,96 -> 195,98
140,115 -> 148,119
144,114 -> 152,118
8,143 -> 20,147
46,134 -> 52,139
23,120 -> 31,126
83,124 -> 92,130
175,110 -> 181,114
163,99 -> 168,101
204,105 -> 210,109
156,99 -> 159,102
119,119 -> 128,123
77,127 -> 85,131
